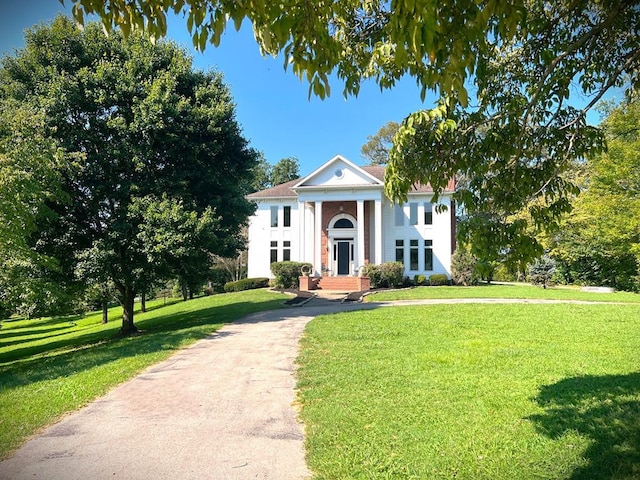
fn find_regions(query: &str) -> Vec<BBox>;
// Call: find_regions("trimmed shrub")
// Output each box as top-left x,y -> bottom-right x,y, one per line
429,273 -> 450,286
414,274 -> 427,286
270,261 -> 313,289
366,262 -> 404,288
224,277 -> 270,292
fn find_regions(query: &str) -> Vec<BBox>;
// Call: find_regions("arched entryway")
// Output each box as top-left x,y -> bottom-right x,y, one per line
327,214 -> 357,276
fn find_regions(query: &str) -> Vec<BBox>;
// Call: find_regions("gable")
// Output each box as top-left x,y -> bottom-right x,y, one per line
293,155 -> 383,189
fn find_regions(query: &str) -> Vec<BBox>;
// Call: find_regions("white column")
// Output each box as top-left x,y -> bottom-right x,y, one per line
314,201 -> 323,276
298,201 -> 305,262
357,200 -> 365,272
375,197 -> 383,264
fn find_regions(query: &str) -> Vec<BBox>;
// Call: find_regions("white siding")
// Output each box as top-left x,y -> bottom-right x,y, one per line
247,200 -> 298,278
381,195 -> 453,277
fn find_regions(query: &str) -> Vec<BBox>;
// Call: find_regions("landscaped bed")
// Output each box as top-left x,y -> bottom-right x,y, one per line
297,302 -> 640,479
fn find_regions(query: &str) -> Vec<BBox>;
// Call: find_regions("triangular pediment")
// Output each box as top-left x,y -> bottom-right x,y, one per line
293,155 -> 383,189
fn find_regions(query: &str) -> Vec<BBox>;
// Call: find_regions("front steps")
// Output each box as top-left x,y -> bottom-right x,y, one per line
299,275 -> 370,292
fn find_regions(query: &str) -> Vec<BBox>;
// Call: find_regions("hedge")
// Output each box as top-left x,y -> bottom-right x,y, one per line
414,274 -> 427,286
429,274 -> 450,286
270,261 -> 313,289
224,277 -> 270,292
366,262 -> 404,288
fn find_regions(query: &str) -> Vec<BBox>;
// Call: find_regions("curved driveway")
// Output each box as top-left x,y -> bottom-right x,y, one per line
0,300 -> 377,480
0,296 -> 619,480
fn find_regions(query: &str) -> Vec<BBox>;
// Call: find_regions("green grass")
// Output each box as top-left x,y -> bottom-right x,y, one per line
365,283 -> 640,303
297,303 -> 640,479
0,289 -> 288,459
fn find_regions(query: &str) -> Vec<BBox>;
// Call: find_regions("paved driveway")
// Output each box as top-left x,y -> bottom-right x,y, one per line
0,302 -> 376,480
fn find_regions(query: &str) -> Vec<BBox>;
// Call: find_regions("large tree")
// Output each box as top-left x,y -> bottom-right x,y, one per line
360,121 -> 399,165
0,101 -> 71,319
0,16 -> 256,332
249,155 -> 300,190
549,95 -> 640,291
68,0 -> 640,264
271,157 -> 300,185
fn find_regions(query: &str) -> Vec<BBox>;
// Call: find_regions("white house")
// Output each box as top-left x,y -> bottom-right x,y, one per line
246,155 -> 456,286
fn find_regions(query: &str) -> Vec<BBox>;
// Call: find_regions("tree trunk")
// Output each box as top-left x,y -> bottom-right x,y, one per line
141,292 -> 146,313
189,288 -> 194,300
120,286 -> 138,335
182,284 -> 188,302
102,299 -> 108,324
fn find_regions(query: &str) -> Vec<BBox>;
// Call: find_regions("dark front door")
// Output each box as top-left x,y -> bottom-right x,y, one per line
337,241 -> 350,275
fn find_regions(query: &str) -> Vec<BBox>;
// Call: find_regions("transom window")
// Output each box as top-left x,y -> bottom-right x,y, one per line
333,218 -> 354,228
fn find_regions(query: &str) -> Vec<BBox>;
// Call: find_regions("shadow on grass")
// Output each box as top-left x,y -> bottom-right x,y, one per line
529,372 -> 640,479
0,296 -> 287,392
0,324 -> 76,341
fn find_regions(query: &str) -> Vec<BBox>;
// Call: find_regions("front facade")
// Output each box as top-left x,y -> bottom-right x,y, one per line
247,155 -> 456,280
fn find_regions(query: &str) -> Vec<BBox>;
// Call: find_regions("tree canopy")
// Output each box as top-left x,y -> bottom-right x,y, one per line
1,16 -> 257,330
67,0 -> 640,266
549,95 -> 640,291
361,121 -> 399,165
271,157 -> 300,185
250,155 -> 301,191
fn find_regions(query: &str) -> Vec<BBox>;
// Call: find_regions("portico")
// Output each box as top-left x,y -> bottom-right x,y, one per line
296,195 -> 383,277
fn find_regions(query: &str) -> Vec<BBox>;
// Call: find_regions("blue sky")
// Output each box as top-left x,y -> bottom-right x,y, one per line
0,0 -> 434,176
1,1 -> 617,177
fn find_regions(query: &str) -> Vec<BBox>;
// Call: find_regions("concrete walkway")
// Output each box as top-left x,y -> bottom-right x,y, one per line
0,296 -> 622,480
0,301 -> 376,480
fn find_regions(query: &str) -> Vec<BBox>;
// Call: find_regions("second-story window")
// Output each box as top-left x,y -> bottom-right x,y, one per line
409,202 -> 418,225
424,202 -> 433,225
283,206 -> 291,227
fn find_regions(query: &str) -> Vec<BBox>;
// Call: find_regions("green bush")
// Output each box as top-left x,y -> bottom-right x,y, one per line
224,277 -> 270,292
208,268 -> 232,294
414,274 -> 427,286
270,261 -> 313,289
366,262 -> 404,288
429,274 -> 450,286
451,248 -> 480,286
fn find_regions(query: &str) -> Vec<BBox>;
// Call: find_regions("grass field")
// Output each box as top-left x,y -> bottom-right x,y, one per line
297,302 -> 640,479
0,289 -> 288,459
365,283 -> 640,303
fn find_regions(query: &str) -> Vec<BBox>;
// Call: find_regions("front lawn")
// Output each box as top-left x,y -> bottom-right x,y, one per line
0,289 -> 288,459
365,283 -> 640,303
297,303 -> 640,479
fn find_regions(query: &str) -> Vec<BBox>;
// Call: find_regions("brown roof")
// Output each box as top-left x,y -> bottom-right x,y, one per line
246,165 -> 454,199
246,178 -> 300,199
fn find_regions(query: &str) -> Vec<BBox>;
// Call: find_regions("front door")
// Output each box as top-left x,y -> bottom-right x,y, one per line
336,240 -> 352,275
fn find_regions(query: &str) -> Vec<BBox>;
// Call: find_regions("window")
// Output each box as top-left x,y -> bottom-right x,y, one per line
394,205 -> 404,226
334,218 -> 354,228
410,239 -> 419,270
424,239 -> 433,270
424,202 -> 433,225
395,240 -> 404,263
270,206 -> 278,227
270,241 -> 278,264
409,202 -> 418,225
283,241 -> 291,261
283,206 -> 291,227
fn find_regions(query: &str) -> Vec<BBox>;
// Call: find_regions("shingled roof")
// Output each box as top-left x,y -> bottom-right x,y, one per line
246,165 -> 454,199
